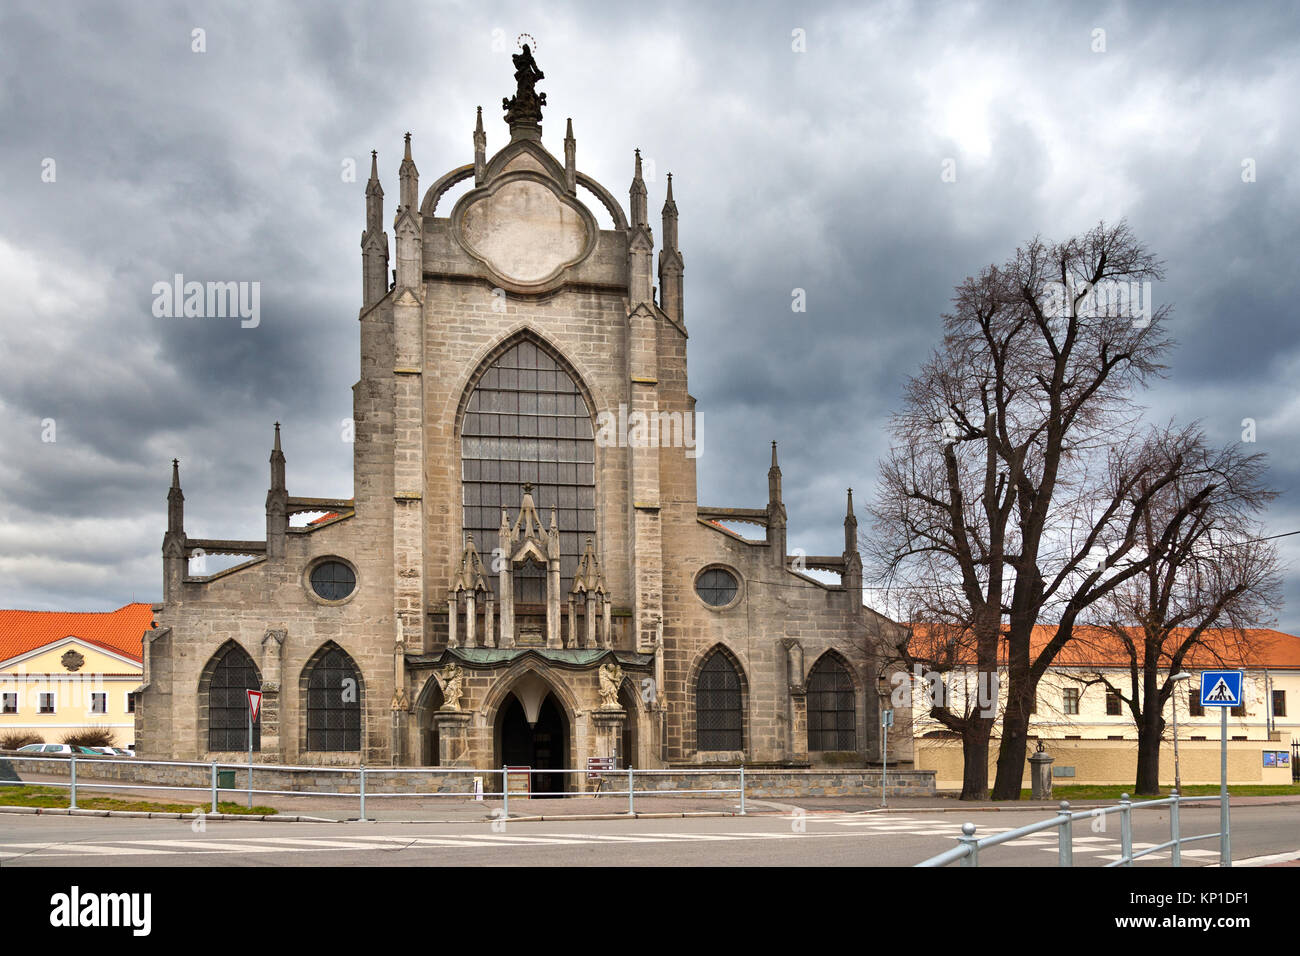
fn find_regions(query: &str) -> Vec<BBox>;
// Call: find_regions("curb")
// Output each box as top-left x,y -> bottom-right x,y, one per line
0,805 -> 326,822
503,810 -> 738,823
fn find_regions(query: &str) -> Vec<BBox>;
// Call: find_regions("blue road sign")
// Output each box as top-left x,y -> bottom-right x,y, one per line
1200,670 -> 1243,707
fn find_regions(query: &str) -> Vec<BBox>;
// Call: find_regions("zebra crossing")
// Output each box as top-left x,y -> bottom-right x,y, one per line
825,813 -> 1220,862
0,826 -> 863,861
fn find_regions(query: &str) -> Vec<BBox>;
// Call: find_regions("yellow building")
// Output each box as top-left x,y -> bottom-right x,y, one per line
901,626 -> 1299,790
0,604 -> 153,749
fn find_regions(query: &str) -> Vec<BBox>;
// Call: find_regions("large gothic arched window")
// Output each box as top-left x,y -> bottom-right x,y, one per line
304,645 -> 362,752
696,650 -> 744,752
205,643 -> 261,752
461,339 -> 596,595
807,655 -> 856,751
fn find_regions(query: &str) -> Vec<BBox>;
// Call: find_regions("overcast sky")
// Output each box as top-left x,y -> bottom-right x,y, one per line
2,0 -> 1298,632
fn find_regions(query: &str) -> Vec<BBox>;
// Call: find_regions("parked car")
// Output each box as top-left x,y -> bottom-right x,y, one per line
17,743 -> 73,754
71,746 -> 103,755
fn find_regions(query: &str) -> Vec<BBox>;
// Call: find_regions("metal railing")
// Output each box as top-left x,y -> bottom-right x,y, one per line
0,753 -> 747,820
915,790 -> 1227,867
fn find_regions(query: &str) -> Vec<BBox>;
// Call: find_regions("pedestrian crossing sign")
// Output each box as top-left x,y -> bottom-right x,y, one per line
1199,670 -> 1243,708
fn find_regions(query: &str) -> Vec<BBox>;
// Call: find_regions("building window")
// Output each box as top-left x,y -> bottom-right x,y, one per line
309,560 -> 356,602
126,692 -> 137,714
461,338 -> 596,595
305,646 -> 362,752
89,693 -> 107,715
1271,690 -> 1286,718
694,568 -> 739,608
1188,691 -> 1204,718
1063,688 -> 1080,715
1107,735 -> 1125,740
807,656 -> 856,751
696,651 -> 743,752
1105,690 -> 1121,716
38,692 -> 56,714
1,693 -> 16,714
1230,703 -> 1245,718
206,643 -> 261,752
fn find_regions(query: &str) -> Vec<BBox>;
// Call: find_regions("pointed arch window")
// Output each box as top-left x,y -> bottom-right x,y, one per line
206,644 -> 261,752
461,338 -> 595,594
696,651 -> 743,751
807,656 -> 856,751
305,646 -> 362,752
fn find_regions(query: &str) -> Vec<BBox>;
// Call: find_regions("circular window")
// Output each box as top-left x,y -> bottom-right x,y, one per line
309,560 -> 356,602
695,568 -> 739,607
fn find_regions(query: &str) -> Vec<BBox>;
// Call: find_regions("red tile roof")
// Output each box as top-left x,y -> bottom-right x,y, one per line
904,623 -> 1300,670
0,604 -> 153,665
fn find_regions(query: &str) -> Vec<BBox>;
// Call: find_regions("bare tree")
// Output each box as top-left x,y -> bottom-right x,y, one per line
1071,435 -> 1281,795
871,221 -> 1232,799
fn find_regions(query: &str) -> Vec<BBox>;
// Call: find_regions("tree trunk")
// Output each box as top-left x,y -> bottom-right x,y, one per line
991,699 -> 1029,799
959,715 -> 993,800
1134,708 -> 1165,796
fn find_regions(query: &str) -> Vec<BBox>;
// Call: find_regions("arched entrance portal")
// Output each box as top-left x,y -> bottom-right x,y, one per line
498,693 -> 569,796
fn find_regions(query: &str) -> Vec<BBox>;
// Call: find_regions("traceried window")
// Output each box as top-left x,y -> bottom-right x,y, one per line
461,339 -> 596,596
305,646 -> 361,752
696,650 -> 743,752
207,643 -> 261,752
807,656 -> 856,751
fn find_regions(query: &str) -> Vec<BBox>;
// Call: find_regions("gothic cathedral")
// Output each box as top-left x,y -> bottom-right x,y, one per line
136,49 -> 899,778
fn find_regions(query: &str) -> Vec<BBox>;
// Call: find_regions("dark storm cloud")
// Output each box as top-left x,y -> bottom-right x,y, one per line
2,0 -> 1298,631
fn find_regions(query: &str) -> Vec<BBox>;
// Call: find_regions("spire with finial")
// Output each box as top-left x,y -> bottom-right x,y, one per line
766,441 -> 787,566
473,107 -> 487,184
398,131 -> 418,210
266,422 -> 289,559
844,488 -> 858,553
167,458 -> 184,536
365,150 -> 383,232
270,422 -> 285,493
563,117 -> 576,193
630,148 -> 648,227
362,149 -> 389,307
659,171 -> 684,323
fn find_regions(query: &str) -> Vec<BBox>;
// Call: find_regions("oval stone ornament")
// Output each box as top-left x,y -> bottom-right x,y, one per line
459,178 -> 590,285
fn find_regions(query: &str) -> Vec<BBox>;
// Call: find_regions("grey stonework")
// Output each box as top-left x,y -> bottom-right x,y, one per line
136,58 -> 912,776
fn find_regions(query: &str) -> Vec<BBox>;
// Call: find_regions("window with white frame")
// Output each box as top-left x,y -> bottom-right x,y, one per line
1,693 -> 16,714
1063,688 -> 1080,715
126,692 -> 137,714
89,692 -> 107,715
38,692 -> 55,714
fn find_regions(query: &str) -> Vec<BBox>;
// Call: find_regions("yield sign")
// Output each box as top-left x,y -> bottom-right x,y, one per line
247,689 -> 263,722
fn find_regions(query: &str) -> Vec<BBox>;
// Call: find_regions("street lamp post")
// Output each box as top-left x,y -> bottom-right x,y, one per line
1169,672 -> 1193,792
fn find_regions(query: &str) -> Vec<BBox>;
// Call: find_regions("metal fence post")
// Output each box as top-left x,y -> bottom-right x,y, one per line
359,763 -> 366,821
211,760 -> 218,814
1119,794 -> 1133,867
1170,789 -> 1181,867
738,765 -> 746,815
502,765 -> 509,818
1057,801 -> 1073,867
957,822 -> 979,867
627,767 -> 635,815
69,753 -> 77,810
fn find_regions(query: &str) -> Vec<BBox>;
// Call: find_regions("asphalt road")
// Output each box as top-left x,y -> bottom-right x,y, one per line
1,802 -> 1296,866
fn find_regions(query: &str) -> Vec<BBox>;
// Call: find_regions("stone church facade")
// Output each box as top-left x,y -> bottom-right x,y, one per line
136,49 -> 906,780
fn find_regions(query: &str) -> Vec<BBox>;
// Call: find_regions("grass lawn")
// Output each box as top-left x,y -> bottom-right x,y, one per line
0,784 -> 276,815
1015,783 -> 1300,801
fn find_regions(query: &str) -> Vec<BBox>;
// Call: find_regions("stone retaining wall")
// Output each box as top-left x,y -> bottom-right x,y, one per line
1,753 -> 934,798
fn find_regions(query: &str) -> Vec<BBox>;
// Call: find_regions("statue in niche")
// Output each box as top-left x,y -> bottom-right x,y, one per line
438,664 -> 464,712
598,660 -> 624,710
